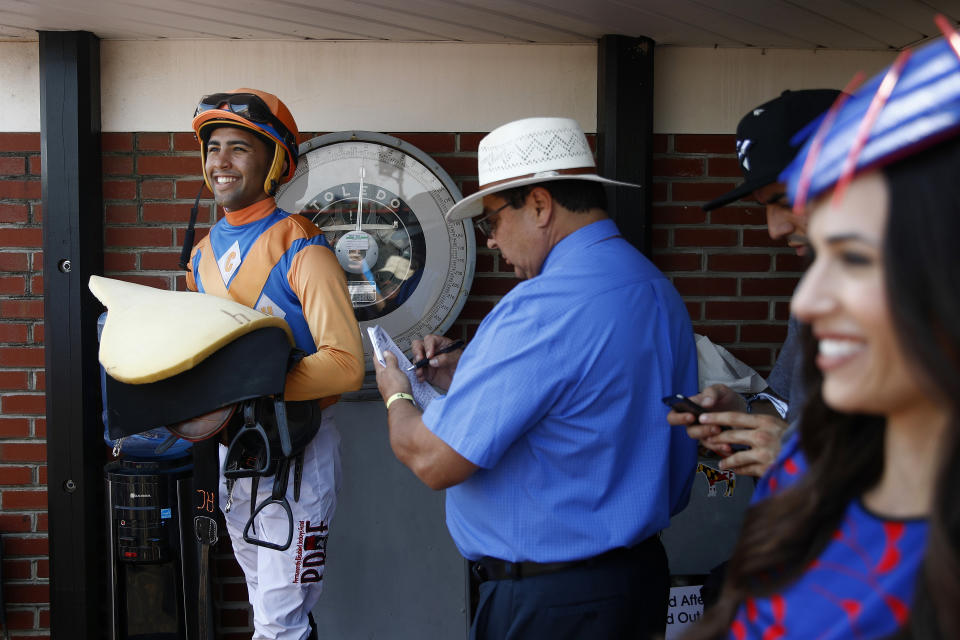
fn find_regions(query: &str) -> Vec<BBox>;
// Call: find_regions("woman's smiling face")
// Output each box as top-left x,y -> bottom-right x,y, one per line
791,171 -> 928,417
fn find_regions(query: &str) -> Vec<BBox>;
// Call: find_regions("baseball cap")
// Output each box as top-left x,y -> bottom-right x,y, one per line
703,89 -> 841,211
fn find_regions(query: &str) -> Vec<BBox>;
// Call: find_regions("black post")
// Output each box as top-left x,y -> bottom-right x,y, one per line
597,34 -> 655,256
39,30 -> 105,638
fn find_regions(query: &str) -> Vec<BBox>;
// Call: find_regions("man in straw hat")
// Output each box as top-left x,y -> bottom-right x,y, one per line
374,116 -> 699,638
669,89 -> 840,479
186,89 -> 364,640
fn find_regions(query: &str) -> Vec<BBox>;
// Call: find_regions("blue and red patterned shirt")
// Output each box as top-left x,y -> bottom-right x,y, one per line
730,435 -> 928,639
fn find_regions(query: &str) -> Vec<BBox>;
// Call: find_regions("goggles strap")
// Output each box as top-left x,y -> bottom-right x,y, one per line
179,188 -> 205,271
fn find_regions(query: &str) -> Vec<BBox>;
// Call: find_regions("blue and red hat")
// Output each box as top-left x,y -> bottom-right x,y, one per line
782,16 -> 960,210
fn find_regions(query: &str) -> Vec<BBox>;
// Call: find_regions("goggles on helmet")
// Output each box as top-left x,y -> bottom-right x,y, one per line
194,92 -> 298,159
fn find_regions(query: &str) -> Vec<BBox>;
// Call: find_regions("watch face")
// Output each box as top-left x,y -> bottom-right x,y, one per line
276,132 -> 475,369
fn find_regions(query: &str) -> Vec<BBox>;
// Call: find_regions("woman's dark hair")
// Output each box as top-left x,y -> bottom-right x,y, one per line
685,137 -> 960,640
498,179 -> 607,213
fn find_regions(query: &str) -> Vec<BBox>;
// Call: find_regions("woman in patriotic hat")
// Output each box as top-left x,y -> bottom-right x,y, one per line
688,17 -> 960,640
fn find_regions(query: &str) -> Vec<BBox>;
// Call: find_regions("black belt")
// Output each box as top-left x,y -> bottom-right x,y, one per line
471,535 -> 660,582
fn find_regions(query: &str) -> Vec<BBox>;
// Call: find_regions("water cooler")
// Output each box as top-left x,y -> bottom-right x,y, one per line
106,456 -> 207,640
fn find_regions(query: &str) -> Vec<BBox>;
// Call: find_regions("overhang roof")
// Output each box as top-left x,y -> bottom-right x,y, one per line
0,0 -> 956,49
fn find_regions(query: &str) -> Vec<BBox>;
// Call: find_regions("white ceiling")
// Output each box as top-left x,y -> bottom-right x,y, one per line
0,0 -> 957,49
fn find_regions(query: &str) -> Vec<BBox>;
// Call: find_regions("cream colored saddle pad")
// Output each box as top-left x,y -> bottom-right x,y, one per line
89,275 -> 292,384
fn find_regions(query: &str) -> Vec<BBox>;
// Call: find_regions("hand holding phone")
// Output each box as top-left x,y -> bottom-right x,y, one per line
662,393 -> 707,416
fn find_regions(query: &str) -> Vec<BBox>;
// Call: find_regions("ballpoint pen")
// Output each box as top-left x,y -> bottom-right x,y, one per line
406,340 -> 465,370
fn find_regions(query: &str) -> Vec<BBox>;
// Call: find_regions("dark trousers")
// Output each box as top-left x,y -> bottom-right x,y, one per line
469,538 -> 669,640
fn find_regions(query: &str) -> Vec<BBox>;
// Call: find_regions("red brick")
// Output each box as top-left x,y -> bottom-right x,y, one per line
175,180 -> 210,199
0,252 -> 29,271
671,181 -> 738,203
651,205 -> 707,225
3,535 -> 46,557
0,203 -> 29,223
38,559 -> 49,578
0,227 -> 42,247
673,228 -> 738,247
672,277 -> 737,296
32,322 -> 43,344
774,301 -> 792,321
103,179 -> 137,200
651,182 -> 668,203
32,201 -> 42,223
391,133 -> 456,153
458,299 -> 496,321
474,253 -> 495,273
775,253 -> 806,273
0,180 -> 41,199
29,274 -> 42,295
0,275 -> 26,295
0,300 -> 44,319
0,419 -> 30,440
0,514 -> 32,533
2,489 -> 47,510
176,225 -> 211,246
140,179 -> 174,199
740,323 -> 788,343
743,229 -> 787,248
102,155 -> 133,175
139,251 -> 181,271
707,254 -> 771,272
116,274 -> 172,289
706,156 -> 745,178
137,155 -> 200,176
673,134 -> 735,154
28,154 -> 42,175
705,300 -> 770,320
458,133 -> 486,152
692,323 -> 737,344
1,394 -> 46,414
0,133 -> 40,152
0,443 -> 45,464
741,277 -> 800,296
434,155 -> 479,177
173,132 -> 200,151
104,251 -> 137,272
5,583 -> 49,604
651,252 -> 700,272
36,510 -> 47,530
4,558 -> 32,579
106,227 -> 174,248
468,276 -> 518,296
652,134 -> 668,153
0,347 -> 44,367
653,157 -> 704,178
0,323 -> 29,342
651,227 -> 668,248
34,370 -> 44,391
137,133 -> 171,151
0,466 -> 33,485
143,202 -> 195,222
685,301 -> 702,320
34,419 -> 46,439
0,157 -> 26,175
32,251 -> 43,271
0,371 -> 29,391
728,347 -> 773,371
105,204 -> 138,224
101,132 -> 133,152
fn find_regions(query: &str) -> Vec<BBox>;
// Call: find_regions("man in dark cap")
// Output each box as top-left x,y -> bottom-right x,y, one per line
668,89 -> 840,477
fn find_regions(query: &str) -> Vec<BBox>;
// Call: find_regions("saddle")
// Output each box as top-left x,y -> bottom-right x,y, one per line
90,276 -> 318,550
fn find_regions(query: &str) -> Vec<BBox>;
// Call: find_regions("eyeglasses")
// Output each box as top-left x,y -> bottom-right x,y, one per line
474,201 -> 512,238
195,92 -> 297,152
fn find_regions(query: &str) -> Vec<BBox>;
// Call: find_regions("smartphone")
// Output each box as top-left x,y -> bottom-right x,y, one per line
662,394 -> 706,416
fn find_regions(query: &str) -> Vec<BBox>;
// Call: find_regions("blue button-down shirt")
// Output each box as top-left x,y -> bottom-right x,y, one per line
422,218 -> 698,562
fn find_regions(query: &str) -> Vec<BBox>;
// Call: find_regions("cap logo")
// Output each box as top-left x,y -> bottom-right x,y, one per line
753,108 -> 765,117
736,139 -> 753,172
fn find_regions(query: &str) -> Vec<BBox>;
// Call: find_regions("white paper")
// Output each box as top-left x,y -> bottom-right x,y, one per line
367,325 -> 439,410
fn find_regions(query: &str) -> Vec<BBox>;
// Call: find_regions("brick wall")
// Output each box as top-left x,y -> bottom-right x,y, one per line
651,133 -> 800,375
0,129 -> 794,637
0,131 -> 49,638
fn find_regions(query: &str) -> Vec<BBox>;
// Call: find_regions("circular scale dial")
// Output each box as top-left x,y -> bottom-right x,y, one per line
277,132 -> 475,370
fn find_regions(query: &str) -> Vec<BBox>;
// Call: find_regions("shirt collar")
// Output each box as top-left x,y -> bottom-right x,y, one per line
541,218 -> 619,274
224,197 -> 276,226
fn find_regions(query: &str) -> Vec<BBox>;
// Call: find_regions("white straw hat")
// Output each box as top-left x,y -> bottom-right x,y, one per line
445,117 -> 641,221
